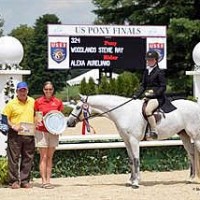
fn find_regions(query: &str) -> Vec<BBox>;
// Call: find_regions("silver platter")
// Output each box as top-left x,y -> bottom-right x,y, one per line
43,110 -> 67,135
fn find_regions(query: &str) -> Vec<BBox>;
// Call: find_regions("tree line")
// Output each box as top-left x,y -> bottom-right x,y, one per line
0,1 -> 199,96
79,71 -> 139,97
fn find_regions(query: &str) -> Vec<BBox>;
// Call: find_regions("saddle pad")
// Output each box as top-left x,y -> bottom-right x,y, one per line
161,98 -> 177,113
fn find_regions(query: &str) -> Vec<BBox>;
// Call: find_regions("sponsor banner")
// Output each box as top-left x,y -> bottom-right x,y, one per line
48,36 -> 69,69
146,38 -> 167,69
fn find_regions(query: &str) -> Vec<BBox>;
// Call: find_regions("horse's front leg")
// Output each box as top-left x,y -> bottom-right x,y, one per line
124,136 -> 140,189
128,157 -> 140,188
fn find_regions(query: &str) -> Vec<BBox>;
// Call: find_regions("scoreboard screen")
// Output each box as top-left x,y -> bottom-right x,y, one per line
69,36 -> 146,70
48,25 -> 166,70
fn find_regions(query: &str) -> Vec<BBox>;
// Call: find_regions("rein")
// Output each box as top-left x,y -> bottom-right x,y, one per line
83,97 -> 135,120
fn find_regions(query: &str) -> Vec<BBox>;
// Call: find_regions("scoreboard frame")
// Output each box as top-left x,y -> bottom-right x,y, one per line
48,25 -> 167,70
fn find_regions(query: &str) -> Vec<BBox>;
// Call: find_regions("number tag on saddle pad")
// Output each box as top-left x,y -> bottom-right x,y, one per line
43,110 -> 67,135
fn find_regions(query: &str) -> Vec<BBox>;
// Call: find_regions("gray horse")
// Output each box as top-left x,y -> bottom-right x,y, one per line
67,94 -> 200,188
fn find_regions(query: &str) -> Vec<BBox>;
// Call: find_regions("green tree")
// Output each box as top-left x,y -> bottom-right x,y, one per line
116,76 -> 124,96
79,77 -> 97,95
92,0 -> 200,25
112,71 -> 140,96
98,76 -> 111,94
92,0 -> 200,94
109,78 -> 117,95
87,77 -> 97,95
25,14 -> 68,95
118,71 -> 139,97
115,72 -> 139,97
9,25 -> 34,70
80,78 -> 88,95
79,72 -> 139,97
167,18 -> 200,94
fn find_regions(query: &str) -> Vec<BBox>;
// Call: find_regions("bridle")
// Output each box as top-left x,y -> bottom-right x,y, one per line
70,96 -> 134,122
69,102 -> 91,123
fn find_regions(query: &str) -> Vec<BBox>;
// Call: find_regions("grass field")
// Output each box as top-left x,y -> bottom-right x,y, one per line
56,85 -> 80,101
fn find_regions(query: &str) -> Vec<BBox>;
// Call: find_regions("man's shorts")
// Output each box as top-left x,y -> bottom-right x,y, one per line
35,130 -> 59,148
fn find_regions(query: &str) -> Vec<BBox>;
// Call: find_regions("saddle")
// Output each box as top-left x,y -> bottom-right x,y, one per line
142,98 -> 177,140
142,102 -> 164,124
142,97 -> 177,123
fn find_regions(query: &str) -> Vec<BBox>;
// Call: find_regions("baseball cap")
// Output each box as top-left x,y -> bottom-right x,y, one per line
17,81 -> 28,90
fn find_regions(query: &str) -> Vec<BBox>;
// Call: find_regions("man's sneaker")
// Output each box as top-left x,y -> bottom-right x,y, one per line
10,182 -> 20,189
21,182 -> 32,189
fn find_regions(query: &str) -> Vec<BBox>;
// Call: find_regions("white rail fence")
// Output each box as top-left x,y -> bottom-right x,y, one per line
57,134 -> 183,150
0,133 -> 183,156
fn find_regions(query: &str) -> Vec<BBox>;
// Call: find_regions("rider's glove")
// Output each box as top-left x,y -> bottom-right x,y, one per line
144,90 -> 154,98
132,95 -> 137,99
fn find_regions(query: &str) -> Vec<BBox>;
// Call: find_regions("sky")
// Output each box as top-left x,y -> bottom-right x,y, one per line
0,0 -> 96,35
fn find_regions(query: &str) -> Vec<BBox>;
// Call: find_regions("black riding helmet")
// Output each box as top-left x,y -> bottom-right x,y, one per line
145,50 -> 159,61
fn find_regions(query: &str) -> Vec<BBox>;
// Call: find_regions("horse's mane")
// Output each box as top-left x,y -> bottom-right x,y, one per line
89,94 -> 130,103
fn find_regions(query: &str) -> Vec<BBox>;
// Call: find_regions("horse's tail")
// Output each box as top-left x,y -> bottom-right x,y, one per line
194,145 -> 200,179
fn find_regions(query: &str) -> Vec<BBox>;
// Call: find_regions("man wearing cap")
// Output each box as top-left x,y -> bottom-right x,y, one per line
133,50 -> 167,140
3,81 -> 35,189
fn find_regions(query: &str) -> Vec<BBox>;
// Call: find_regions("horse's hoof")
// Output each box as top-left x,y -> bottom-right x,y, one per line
186,179 -> 193,184
186,181 -> 192,184
132,185 -> 139,189
125,181 -> 139,188
125,183 -> 131,187
186,177 -> 195,184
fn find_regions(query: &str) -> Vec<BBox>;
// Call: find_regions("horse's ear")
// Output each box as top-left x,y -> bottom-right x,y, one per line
79,93 -> 83,99
79,94 -> 87,102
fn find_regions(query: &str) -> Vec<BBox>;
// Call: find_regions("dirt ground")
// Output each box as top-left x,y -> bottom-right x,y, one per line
2,118 -> 199,199
1,170 -> 200,200
64,117 -> 118,135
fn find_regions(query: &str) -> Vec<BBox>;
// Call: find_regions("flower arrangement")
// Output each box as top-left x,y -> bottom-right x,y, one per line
4,77 -> 15,104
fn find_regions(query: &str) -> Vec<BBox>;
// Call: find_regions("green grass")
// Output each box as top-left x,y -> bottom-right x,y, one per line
0,158 -> 8,185
56,85 -> 80,101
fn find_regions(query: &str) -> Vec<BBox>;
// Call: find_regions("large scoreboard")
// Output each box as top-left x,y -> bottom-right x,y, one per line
48,25 -> 166,70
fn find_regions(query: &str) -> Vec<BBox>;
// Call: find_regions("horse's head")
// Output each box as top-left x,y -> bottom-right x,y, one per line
67,100 -> 91,127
